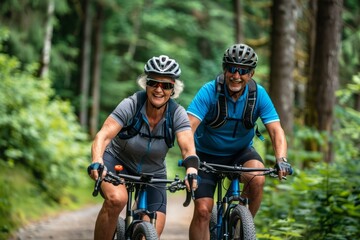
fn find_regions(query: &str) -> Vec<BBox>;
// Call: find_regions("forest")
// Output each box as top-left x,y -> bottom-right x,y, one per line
0,0 -> 359,239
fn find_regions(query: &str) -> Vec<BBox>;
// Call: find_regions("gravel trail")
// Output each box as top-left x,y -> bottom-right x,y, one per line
10,194 -> 194,240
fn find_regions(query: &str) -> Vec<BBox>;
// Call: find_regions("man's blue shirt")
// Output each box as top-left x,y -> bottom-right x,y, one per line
187,79 -> 280,156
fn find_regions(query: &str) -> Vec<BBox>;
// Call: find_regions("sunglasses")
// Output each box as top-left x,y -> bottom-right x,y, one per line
146,78 -> 174,90
226,66 -> 252,75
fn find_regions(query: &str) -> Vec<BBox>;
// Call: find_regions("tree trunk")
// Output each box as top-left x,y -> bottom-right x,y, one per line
309,0 -> 343,163
127,3 -> 143,59
233,0 -> 243,43
269,0 -> 297,136
79,0 -> 92,128
38,0 -> 55,78
90,2 -> 104,138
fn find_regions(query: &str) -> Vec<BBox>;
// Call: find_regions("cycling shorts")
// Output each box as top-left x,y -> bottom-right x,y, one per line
103,151 -> 167,214
194,147 -> 264,199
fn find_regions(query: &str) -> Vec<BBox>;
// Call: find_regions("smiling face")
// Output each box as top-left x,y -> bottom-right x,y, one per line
145,74 -> 175,108
224,64 -> 254,97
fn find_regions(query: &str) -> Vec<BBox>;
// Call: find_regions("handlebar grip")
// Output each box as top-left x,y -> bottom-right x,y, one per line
92,164 -> 104,197
288,166 -> 293,175
183,190 -> 192,207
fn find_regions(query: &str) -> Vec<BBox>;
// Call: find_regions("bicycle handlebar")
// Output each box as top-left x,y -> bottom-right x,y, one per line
91,166 -> 192,207
198,161 -> 293,178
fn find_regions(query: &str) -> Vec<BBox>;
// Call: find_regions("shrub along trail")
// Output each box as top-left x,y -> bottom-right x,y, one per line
9,194 -> 193,240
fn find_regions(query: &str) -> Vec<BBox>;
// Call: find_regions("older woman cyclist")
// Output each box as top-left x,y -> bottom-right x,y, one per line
88,55 -> 199,240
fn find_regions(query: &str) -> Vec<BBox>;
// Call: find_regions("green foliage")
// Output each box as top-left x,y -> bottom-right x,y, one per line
256,75 -> 360,239
257,160 -> 360,239
0,36 -> 93,237
334,73 -> 360,161
0,50 -> 90,200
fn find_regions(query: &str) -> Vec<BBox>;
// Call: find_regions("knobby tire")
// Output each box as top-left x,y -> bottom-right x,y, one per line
210,206 -> 218,240
113,217 -> 126,240
229,205 -> 256,240
132,221 -> 158,240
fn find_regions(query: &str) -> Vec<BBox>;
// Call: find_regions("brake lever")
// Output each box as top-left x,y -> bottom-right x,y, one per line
92,164 -> 104,197
183,174 -> 196,207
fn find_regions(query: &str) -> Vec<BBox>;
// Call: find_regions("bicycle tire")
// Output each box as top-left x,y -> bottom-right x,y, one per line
113,217 -> 126,240
132,221 -> 158,240
210,206 -> 218,240
229,205 -> 256,240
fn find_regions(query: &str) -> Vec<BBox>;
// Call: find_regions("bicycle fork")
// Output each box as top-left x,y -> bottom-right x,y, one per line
215,178 -> 243,240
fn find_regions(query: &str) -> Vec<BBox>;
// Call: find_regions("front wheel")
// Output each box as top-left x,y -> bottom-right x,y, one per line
229,205 -> 256,240
113,217 -> 126,240
209,206 -> 218,240
132,221 -> 158,240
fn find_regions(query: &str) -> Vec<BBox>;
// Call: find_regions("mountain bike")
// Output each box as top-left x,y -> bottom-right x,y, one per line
189,161 -> 293,240
92,164 -> 192,240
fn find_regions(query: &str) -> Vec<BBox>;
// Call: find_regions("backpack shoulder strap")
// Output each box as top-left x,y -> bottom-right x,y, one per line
117,91 -> 146,139
164,98 -> 179,148
242,79 -> 257,129
207,74 -> 228,128
242,79 -> 264,141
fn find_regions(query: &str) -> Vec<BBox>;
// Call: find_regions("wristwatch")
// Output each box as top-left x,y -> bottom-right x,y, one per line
276,157 -> 288,162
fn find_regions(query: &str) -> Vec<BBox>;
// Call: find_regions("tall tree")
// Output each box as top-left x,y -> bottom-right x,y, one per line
90,1 -> 104,138
233,0 -> 243,43
269,0 -> 297,135
79,0 -> 92,128
305,0 -> 343,162
38,0 -> 55,78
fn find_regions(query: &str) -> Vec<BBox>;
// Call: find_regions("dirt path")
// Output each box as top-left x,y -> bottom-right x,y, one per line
10,194 -> 194,240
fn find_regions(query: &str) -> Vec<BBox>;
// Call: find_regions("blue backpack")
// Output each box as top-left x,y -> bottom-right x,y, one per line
206,74 -> 263,140
117,91 -> 179,148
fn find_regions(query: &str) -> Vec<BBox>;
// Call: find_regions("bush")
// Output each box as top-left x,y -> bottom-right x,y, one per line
0,50 -> 90,201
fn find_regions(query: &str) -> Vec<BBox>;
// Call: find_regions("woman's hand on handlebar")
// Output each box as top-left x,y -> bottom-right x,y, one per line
87,162 -> 107,180
185,168 -> 198,193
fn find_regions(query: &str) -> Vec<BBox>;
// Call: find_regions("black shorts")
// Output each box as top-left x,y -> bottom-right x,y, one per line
194,147 -> 263,199
103,151 -> 167,214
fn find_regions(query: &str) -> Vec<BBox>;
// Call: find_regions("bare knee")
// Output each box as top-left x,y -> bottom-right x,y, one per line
193,199 -> 212,222
102,185 -> 128,214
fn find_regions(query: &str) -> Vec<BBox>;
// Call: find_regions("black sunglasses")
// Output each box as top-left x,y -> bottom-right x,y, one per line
226,66 -> 252,75
146,78 -> 174,90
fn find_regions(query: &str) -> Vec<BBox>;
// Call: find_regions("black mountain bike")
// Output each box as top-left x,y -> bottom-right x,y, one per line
92,164 -> 192,240
197,161 -> 293,240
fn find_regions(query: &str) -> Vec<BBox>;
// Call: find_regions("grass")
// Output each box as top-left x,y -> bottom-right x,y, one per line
0,164 -> 102,240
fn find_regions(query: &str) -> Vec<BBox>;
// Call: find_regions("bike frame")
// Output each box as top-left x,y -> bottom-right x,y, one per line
92,166 -> 190,240
199,162 -> 286,240
123,179 -> 159,238
213,176 -> 248,240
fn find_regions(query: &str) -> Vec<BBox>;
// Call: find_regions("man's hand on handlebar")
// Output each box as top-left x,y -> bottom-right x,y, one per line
274,157 -> 293,180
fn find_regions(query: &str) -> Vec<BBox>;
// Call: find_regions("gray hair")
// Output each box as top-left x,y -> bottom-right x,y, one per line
137,75 -> 184,99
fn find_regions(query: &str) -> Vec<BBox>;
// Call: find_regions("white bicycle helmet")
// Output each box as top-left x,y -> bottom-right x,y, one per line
222,44 -> 258,68
144,55 -> 181,78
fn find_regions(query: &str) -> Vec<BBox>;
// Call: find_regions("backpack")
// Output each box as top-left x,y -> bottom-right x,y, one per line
206,74 -> 264,140
117,91 -> 179,148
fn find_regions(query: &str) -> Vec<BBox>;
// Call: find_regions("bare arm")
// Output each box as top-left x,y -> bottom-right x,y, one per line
188,114 -> 201,134
265,121 -> 288,179
177,129 -> 196,159
177,115 -> 201,191
265,121 -> 287,158
90,116 -> 122,180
